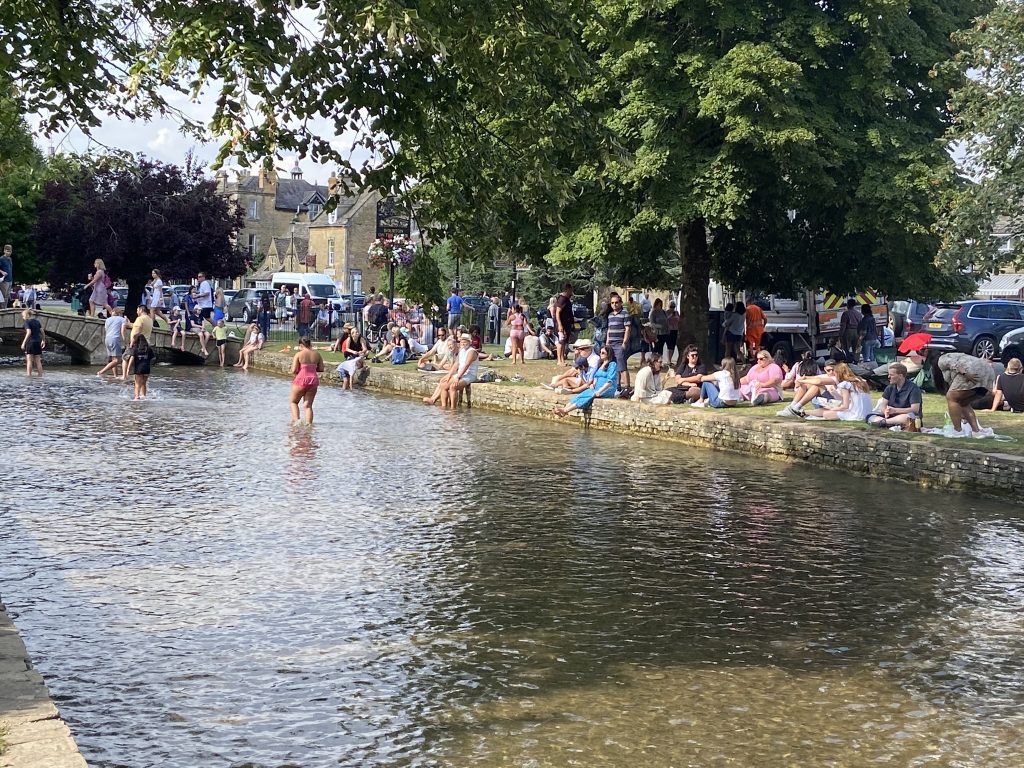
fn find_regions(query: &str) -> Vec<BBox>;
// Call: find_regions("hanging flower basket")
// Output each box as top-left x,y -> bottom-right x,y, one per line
367,235 -> 416,269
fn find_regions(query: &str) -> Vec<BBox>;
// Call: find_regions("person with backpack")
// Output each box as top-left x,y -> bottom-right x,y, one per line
84,258 -> 114,317
130,334 -> 156,400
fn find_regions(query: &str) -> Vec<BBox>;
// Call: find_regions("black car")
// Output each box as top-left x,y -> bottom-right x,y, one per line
1000,325 -> 1024,368
889,299 -> 931,338
227,288 -> 276,324
923,300 -> 1024,359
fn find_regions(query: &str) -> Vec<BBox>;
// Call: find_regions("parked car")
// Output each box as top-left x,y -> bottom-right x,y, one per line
339,293 -> 365,314
923,300 -> 1024,359
160,284 -> 192,310
222,289 -> 238,307
889,299 -> 931,338
1000,326 -> 1024,368
111,287 -> 128,308
227,288 -> 276,324
572,302 -> 594,322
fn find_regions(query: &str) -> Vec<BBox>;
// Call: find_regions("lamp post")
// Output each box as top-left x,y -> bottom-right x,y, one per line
289,221 -> 296,272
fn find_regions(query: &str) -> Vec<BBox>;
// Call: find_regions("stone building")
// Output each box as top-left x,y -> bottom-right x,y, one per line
305,189 -> 383,296
215,162 -> 327,282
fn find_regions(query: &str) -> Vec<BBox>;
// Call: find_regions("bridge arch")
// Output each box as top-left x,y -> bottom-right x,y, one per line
0,309 -> 239,364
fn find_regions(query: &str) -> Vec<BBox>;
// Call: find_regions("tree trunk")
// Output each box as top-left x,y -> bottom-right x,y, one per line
125,276 -> 146,322
676,219 -> 711,361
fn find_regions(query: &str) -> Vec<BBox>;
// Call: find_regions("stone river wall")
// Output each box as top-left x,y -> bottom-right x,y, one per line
254,352 -> 1024,501
0,599 -> 87,768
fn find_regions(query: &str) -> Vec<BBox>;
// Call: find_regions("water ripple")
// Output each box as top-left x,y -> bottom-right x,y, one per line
2,365 -> 1024,767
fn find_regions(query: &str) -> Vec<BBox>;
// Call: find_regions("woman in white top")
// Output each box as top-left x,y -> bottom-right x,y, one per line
693,357 -> 741,408
631,357 -> 672,405
440,334 -> 479,409
804,363 -> 872,421
147,269 -> 168,327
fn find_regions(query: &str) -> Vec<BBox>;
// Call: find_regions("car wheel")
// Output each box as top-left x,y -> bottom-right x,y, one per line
242,307 -> 253,324
972,335 -> 996,359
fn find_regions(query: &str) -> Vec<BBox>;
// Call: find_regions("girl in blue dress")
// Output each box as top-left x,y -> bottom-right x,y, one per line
553,347 -> 618,417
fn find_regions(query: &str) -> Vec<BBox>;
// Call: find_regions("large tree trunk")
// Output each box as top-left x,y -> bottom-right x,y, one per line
125,276 -> 147,322
676,219 -> 711,361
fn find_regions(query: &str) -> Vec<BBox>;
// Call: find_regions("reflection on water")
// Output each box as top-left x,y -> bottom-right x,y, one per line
2,365 -> 1024,767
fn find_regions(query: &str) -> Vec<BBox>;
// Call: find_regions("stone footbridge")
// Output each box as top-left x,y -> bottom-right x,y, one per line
0,309 -> 242,365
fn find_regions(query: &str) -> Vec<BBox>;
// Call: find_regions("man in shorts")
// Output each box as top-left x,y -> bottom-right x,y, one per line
553,282 -> 577,366
0,244 -> 13,309
122,305 -> 154,379
97,306 -> 128,377
196,272 -> 215,320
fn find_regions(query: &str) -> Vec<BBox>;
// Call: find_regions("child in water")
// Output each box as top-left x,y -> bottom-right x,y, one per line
131,335 -> 156,400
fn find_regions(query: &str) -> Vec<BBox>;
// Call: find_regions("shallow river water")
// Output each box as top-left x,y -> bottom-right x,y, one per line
2,363 -> 1024,767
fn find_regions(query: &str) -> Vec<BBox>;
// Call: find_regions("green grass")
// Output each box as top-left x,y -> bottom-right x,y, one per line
261,341 -> 1024,456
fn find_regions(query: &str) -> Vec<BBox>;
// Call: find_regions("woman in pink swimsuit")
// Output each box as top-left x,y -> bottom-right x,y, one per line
507,304 -> 531,365
289,336 -> 325,425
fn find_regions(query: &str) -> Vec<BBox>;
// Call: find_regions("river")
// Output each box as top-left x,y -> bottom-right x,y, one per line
1,363 -> 1023,767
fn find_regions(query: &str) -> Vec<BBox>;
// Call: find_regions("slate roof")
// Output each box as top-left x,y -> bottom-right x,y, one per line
238,176 -> 327,212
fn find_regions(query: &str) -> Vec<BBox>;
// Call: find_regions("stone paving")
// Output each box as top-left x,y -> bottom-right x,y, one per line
0,599 -> 87,768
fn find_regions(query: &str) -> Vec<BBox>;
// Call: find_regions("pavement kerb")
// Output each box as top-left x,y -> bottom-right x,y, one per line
0,599 -> 88,768
252,351 -> 1024,502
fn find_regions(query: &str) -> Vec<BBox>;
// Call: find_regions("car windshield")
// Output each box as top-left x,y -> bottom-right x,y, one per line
929,307 -> 957,321
893,301 -> 909,314
308,284 -> 339,298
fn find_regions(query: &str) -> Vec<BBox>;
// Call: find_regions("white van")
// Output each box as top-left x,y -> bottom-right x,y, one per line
270,272 -> 344,310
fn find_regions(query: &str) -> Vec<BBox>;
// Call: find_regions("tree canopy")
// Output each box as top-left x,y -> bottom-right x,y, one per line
941,0 -> 1024,273
7,0 -> 993,349
0,78 -> 47,283
37,156 -> 246,312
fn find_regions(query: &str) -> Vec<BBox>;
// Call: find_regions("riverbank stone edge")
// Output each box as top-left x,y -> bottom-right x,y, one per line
0,599 -> 88,768
253,351 -> 1024,502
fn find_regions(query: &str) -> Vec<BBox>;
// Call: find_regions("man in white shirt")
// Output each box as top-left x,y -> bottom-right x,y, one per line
196,272 -> 214,319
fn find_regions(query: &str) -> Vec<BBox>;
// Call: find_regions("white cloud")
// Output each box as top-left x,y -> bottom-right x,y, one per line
146,127 -> 173,152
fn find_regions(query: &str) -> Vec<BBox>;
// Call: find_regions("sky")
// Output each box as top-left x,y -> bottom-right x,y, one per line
28,91 -> 347,187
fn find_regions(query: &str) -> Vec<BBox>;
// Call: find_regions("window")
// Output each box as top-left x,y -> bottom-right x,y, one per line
970,304 -> 991,319
308,203 -> 322,219
989,304 -> 1018,320
350,270 -> 362,296
248,199 -> 259,219
327,238 -> 335,267
247,234 -> 258,256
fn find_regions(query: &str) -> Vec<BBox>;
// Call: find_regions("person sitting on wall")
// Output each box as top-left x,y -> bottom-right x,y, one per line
543,339 -> 599,391
669,345 -> 707,403
538,326 -> 559,359
631,356 -> 673,405
865,362 -> 923,430
777,357 -> 837,417
417,327 -> 454,372
990,357 -> 1024,412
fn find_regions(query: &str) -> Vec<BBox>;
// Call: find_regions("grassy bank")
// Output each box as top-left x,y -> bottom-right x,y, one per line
263,340 -> 1024,456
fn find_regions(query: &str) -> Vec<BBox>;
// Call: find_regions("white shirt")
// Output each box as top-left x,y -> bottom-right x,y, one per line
713,369 -> 741,401
197,280 -> 214,309
148,278 -> 163,308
